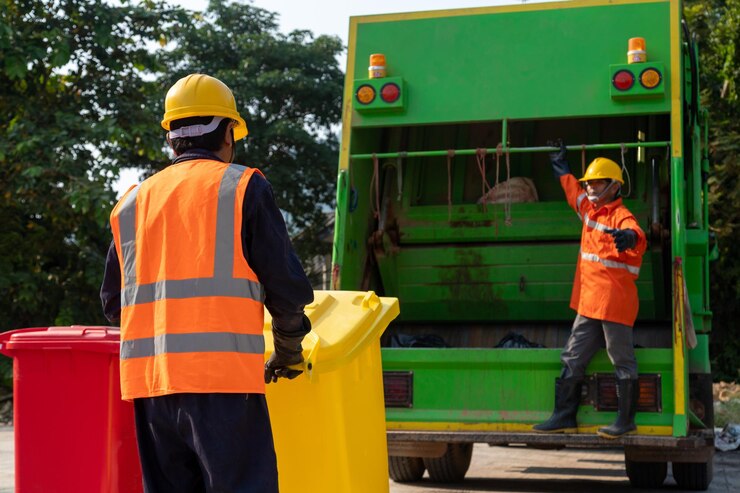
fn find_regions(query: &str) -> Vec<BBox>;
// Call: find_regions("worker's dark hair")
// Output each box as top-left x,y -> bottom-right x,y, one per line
169,116 -> 231,155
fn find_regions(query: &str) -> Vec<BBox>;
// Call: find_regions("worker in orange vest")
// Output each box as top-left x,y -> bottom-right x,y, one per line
101,73 -> 314,492
534,140 -> 646,439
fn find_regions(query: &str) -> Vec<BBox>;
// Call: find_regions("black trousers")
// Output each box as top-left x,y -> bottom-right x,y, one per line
133,393 -> 278,493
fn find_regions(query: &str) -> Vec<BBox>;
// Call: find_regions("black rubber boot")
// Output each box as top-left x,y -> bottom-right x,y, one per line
598,378 -> 639,439
533,377 -> 583,433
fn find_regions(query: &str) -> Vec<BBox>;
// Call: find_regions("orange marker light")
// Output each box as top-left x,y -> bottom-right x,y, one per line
628,37 -> 647,64
356,84 -> 376,104
640,68 -> 662,89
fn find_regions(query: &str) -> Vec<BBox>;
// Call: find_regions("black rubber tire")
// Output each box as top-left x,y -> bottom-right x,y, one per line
672,461 -> 713,491
423,443 -> 473,483
388,455 -> 425,483
625,459 -> 667,488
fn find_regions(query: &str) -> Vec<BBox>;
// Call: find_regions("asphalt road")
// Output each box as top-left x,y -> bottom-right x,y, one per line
389,444 -> 739,493
2,427 -> 737,492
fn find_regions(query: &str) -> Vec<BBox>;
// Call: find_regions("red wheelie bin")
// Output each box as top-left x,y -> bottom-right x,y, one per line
0,326 -> 142,493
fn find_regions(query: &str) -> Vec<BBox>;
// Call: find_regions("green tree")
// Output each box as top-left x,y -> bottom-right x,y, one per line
685,0 -> 740,380
159,0 -> 344,275
0,0 -> 182,330
0,0 -> 343,337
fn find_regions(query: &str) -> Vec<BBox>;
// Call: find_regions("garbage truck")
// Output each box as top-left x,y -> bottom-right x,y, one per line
331,0 -> 715,490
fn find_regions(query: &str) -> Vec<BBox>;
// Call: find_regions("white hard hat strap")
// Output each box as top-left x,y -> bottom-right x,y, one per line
168,116 -> 225,139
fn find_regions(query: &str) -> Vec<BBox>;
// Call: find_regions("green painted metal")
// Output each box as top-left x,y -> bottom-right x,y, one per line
333,0 -> 712,445
382,348 -> 675,427
688,335 -> 711,374
380,241 -> 658,322
351,2 -> 672,127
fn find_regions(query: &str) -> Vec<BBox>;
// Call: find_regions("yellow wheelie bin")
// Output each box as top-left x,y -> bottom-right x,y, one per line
265,290 -> 399,493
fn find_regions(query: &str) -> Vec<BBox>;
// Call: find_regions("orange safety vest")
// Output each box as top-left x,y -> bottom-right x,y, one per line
110,159 -> 266,400
560,175 -> 647,327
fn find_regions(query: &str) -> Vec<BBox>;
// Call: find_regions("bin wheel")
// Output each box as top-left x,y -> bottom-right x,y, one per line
625,459 -> 667,488
423,443 -> 473,483
388,455 -> 425,482
672,461 -> 713,491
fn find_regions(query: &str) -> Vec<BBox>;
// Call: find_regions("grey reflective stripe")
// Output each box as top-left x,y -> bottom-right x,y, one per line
575,192 -> 587,220
214,164 -> 246,278
120,331 -> 265,360
581,252 -> 640,275
583,213 -> 612,232
121,277 -> 264,306
118,185 -> 141,286
118,164 -> 264,307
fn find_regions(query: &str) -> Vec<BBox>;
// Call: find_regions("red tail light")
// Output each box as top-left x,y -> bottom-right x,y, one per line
380,83 -> 401,103
383,371 -> 413,408
612,70 -> 635,91
594,374 -> 662,412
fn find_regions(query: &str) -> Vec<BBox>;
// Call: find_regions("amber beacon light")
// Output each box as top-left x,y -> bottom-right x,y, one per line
368,53 -> 387,79
628,37 -> 647,64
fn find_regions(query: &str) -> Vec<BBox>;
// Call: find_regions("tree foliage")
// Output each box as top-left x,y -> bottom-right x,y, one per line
685,0 -> 740,380
0,0 -> 343,337
0,0 -> 182,329
155,0 -> 343,269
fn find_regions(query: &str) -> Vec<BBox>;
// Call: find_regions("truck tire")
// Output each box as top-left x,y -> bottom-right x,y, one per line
625,459 -> 667,488
672,461 -> 712,491
388,456 -> 425,482
423,443 -> 473,483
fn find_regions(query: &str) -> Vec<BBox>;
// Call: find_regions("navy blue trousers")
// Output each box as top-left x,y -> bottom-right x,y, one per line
133,393 -> 279,493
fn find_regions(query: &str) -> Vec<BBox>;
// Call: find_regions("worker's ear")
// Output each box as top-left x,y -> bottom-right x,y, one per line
165,134 -> 180,156
224,121 -> 235,147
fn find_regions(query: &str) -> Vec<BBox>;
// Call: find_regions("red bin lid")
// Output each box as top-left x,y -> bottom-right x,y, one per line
0,326 -> 121,356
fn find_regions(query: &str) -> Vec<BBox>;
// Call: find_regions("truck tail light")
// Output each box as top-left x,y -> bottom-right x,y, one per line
383,371 -> 413,408
640,68 -> 662,88
356,84 -> 376,104
380,83 -> 401,103
594,374 -> 662,412
612,70 -> 635,91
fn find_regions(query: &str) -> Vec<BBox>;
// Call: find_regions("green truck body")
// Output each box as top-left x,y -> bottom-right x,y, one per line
332,0 -> 714,488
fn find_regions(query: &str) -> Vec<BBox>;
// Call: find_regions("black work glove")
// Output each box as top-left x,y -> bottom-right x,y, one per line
548,139 -> 571,178
264,315 -> 311,384
607,228 -> 638,252
265,332 -> 304,383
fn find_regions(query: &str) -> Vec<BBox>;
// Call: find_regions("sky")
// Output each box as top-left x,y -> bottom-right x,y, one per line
116,0 -> 557,194
177,0 -> 540,47
175,0 -> 563,70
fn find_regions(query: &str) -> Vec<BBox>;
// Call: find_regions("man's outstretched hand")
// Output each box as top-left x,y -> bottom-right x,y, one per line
548,139 -> 571,178
606,228 -> 637,252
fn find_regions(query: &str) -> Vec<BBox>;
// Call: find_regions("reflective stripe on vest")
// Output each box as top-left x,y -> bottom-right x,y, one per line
575,192 -> 587,220
580,251 -> 640,275
120,332 -> 265,360
117,164 -> 264,308
583,213 -> 612,233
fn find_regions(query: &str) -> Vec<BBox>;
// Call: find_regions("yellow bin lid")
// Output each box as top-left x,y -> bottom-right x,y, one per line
264,290 -> 400,378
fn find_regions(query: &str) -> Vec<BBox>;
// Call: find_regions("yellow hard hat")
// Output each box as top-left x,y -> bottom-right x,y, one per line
579,157 -> 624,185
161,74 -> 248,141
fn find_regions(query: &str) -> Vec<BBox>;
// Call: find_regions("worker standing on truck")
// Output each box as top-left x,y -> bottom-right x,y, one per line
534,140 -> 647,439
100,73 -> 314,492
